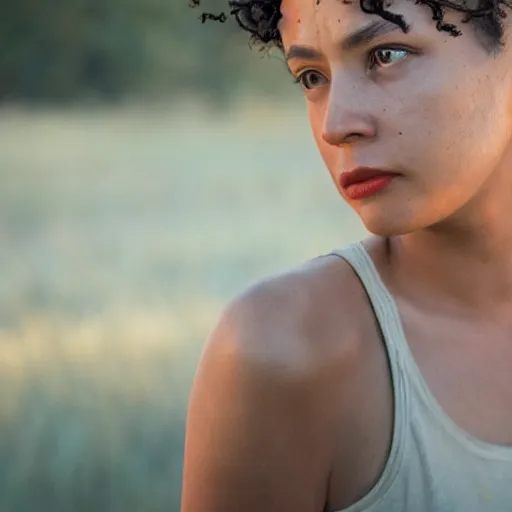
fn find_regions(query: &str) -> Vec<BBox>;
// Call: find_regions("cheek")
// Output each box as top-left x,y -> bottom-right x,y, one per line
393,74 -> 510,190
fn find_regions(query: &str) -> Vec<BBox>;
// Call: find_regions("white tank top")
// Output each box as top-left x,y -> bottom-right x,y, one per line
330,241 -> 512,512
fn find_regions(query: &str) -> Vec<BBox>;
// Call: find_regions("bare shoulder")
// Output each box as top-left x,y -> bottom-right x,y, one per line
201,252 -> 369,381
182,252 -> 375,512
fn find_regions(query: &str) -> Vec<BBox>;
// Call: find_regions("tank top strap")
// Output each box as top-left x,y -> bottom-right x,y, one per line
328,240 -> 411,505
330,241 -> 411,371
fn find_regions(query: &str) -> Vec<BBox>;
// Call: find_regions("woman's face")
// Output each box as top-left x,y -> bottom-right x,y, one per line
279,0 -> 512,236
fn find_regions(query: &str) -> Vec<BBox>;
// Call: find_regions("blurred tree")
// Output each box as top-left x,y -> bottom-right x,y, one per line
0,0 -> 292,105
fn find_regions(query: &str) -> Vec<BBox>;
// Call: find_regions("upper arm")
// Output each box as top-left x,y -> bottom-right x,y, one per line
180,285 -> 335,512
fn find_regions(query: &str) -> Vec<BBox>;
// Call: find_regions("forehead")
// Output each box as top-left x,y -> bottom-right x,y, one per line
278,0 -> 441,50
279,0 -> 367,30
279,0 -> 355,44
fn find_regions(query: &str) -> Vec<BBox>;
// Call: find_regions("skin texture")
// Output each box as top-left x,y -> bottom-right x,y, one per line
281,0 -> 512,238
182,1 -> 512,511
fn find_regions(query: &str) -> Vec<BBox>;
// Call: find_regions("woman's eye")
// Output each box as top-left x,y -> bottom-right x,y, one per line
369,48 -> 410,69
295,70 -> 328,90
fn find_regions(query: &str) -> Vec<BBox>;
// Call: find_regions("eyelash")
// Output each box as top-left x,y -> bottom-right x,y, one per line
293,46 -> 411,89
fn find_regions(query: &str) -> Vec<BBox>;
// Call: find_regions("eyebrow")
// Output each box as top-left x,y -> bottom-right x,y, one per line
285,20 -> 405,61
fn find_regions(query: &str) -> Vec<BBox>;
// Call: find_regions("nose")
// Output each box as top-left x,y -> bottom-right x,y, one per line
321,82 -> 376,147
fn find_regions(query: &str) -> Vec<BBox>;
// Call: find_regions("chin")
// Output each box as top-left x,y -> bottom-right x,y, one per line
353,200 -> 431,238
361,216 -> 419,237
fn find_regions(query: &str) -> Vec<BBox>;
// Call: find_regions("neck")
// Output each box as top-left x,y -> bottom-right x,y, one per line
388,167 -> 512,318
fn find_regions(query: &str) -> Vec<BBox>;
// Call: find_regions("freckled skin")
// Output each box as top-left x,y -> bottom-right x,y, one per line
279,0 -> 512,237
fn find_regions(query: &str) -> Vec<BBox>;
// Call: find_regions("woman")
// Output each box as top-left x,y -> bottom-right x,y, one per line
181,0 -> 512,509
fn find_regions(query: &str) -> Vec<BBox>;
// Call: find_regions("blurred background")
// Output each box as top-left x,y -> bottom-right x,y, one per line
0,1 -> 367,510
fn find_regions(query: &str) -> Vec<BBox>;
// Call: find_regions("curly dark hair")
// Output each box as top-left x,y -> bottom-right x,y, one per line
194,0 -> 512,54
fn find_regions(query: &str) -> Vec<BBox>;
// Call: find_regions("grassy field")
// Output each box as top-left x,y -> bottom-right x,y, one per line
0,99 -> 367,511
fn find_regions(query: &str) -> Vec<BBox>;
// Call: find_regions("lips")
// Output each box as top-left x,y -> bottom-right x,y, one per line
339,167 -> 400,189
